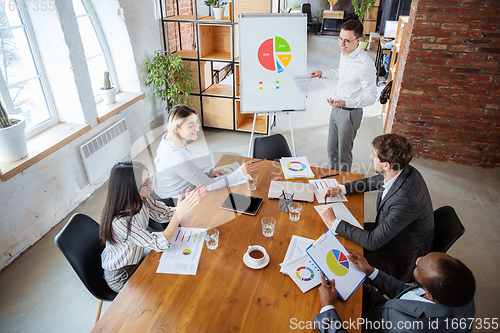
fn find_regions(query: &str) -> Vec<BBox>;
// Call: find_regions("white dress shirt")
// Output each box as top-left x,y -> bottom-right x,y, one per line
154,138 -> 245,198
322,45 -> 377,109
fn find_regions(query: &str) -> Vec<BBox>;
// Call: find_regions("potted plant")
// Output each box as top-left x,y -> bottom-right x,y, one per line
328,0 -> 338,10
351,0 -> 377,50
144,50 -> 195,110
100,71 -> 116,104
204,0 -> 228,20
0,102 -> 28,163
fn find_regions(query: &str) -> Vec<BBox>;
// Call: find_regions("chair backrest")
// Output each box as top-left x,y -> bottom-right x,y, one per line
432,206 -> 465,253
301,3 -> 312,22
54,213 -> 117,301
252,133 -> 292,161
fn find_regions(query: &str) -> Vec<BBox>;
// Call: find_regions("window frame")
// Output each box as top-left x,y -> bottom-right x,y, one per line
0,0 -> 58,139
75,0 -> 119,103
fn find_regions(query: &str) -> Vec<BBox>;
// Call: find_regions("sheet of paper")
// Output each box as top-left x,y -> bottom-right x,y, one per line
280,156 -> 315,179
306,230 -> 366,301
293,75 -> 327,94
308,179 -> 347,203
215,162 -> 246,186
280,235 -> 315,274
156,227 -> 206,275
282,253 -> 322,293
314,202 -> 363,230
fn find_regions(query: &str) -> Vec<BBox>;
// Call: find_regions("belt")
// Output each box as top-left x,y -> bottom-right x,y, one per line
340,106 -> 356,110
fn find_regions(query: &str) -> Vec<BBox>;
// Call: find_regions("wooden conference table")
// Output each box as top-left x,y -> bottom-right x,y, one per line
91,155 -> 365,333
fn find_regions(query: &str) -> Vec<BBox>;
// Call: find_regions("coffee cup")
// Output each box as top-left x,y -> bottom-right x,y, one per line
246,245 -> 267,267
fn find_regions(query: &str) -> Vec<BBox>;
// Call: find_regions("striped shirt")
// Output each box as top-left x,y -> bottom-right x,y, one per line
101,197 -> 175,271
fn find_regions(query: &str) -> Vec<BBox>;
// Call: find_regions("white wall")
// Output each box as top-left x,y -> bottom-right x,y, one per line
0,0 -> 167,270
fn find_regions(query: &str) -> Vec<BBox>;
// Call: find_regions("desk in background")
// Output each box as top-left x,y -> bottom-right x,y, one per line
91,155 -> 364,333
375,38 -> 394,86
322,10 -> 344,35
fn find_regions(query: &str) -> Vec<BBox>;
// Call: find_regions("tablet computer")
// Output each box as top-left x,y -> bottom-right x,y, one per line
220,193 -> 264,216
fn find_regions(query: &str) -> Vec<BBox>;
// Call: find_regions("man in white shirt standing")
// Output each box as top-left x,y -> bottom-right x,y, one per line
311,20 -> 377,172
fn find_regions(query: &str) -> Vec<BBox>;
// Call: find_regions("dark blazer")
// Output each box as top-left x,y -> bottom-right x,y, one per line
313,270 -> 475,333
337,165 -> 434,281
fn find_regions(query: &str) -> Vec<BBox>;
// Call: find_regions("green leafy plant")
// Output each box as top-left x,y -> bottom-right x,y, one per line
351,0 -> 376,26
0,102 -> 11,128
290,4 -> 301,10
204,0 -> 227,8
144,50 -> 195,109
103,71 -> 112,89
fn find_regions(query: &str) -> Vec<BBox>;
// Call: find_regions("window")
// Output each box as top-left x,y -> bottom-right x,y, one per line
0,0 -> 57,138
72,0 -> 118,101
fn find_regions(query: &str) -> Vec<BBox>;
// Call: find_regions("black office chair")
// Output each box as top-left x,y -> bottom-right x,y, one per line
252,133 -> 292,161
301,3 -> 319,34
432,206 -> 466,253
54,213 -> 117,324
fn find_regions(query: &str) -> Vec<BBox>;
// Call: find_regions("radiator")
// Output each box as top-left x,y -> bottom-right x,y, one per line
79,119 -> 131,184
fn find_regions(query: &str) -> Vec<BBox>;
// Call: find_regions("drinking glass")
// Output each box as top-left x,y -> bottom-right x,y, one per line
205,229 -> 219,250
261,217 -> 276,237
288,202 -> 302,222
247,173 -> 258,191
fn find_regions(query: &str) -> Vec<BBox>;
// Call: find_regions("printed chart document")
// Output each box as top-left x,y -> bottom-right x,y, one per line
314,202 -> 363,231
281,253 -> 322,293
293,75 -> 327,94
280,156 -> 315,179
214,162 -> 246,186
157,227 -> 206,275
308,178 -> 347,203
306,230 -> 366,301
280,235 -> 315,274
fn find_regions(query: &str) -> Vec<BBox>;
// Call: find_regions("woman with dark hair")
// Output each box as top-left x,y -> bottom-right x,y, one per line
153,104 -> 257,200
100,161 -> 205,292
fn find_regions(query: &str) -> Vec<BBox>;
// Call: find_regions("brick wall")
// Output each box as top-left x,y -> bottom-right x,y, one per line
387,0 -> 500,168
164,0 -> 195,52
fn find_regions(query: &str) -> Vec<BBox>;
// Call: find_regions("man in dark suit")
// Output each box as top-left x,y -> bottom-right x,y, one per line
313,249 -> 476,333
320,133 -> 434,282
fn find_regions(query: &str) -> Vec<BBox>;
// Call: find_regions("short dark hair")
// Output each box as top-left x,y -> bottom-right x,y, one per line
425,258 -> 476,307
372,134 -> 413,170
340,19 -> 364,39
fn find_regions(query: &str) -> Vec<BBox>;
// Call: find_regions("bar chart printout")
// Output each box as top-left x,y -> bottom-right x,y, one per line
157,227 -> 206,275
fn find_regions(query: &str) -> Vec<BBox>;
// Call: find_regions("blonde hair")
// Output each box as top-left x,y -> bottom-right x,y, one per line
165,104 -> 197,146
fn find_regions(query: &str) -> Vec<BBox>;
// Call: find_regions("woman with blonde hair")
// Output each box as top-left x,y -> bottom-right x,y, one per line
153,104 -> 257,200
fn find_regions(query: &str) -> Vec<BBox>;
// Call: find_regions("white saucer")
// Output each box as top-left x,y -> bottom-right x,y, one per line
243,252 -> 270,269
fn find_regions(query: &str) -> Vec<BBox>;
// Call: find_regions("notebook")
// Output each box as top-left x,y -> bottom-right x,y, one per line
267,181 -> 315,202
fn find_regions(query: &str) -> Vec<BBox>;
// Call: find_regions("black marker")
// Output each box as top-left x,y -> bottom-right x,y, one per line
321,173 -> 340,179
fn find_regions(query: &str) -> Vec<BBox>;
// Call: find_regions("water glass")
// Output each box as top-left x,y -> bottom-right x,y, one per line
288,202 -> 302,222
205,228 -> 219,250
247,173 -> 258,191
261,217 -> 276,237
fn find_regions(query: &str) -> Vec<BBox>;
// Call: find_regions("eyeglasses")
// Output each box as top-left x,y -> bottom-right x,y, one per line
140,171 -> 151,188
339,37 -> 359,44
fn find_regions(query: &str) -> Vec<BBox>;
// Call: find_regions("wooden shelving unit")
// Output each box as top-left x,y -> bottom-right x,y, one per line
160,0 -> 272,134
381,16 -> 409,132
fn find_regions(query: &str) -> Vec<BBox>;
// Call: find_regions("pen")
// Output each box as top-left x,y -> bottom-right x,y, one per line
252,158 -> 266,164
321,173 -> 340,179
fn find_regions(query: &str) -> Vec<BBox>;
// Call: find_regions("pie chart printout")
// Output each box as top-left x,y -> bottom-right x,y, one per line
257,36 -> 292,73
326,249 -> 349,276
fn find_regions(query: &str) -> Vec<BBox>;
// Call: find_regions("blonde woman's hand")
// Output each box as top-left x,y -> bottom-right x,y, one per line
210,168 -> 229,177
239,161 -> 258,175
